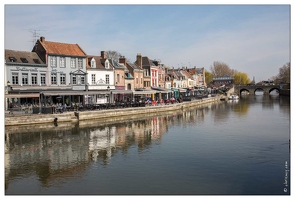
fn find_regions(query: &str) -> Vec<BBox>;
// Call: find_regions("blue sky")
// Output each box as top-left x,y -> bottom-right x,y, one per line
3,2 -> 291,83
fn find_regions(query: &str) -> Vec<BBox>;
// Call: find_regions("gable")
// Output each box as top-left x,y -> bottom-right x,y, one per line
71,69 -> 87,75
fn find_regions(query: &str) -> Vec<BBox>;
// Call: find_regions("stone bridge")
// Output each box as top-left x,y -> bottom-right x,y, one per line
234,85 -> 281,95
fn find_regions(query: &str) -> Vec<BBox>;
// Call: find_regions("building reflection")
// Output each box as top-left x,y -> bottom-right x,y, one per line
5,103 -> 214,190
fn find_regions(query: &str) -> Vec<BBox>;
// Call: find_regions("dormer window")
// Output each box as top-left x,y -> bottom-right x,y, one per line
91,58 -> 96,68
20,58 -> 28,63
105,60 -> 110,69
33,59 -> 40,64
9,57 -> 17,62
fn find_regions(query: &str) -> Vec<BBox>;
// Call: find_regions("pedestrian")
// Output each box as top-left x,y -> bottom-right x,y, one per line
9,101 -> 13,114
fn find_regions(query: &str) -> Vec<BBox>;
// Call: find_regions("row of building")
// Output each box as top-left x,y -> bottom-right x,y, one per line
5,36 -> 207,109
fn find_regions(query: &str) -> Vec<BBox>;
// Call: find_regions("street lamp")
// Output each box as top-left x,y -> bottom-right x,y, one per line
107,85 -> 110,103
7,81 -> 11,92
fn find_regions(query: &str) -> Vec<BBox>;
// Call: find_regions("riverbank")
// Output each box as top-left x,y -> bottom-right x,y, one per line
5,96 -> 221,127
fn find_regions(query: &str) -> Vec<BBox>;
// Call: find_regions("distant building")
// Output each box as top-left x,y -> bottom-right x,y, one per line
212,75 -> 234,86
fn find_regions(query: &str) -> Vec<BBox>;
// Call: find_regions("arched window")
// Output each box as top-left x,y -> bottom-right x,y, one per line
91,58 -> 96,68
105,60 -> 110,69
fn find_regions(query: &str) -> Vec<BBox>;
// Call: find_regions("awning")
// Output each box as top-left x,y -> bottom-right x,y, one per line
111,90 -> 133,94
42,91 -> 110,96
152,89 -> 172,93
178,89 -> 187,92
133,90 -> 156,95
5,93 -> 40,98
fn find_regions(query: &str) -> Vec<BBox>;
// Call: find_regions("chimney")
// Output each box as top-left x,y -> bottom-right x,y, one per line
40,36 -> 45,42
136,53 -> 142,68
101,51 -> 106,59
119,56 -> 126,65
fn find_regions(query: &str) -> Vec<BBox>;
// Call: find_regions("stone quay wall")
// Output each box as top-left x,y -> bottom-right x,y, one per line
5,97 -> 220,127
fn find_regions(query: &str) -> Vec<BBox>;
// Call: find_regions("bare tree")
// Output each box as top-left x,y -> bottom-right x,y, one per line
277,62 -> 290,83
106,50 -> 122,62
210,61 -> 234,77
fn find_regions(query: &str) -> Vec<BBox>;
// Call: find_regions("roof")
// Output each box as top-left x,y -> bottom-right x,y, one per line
175,70 -> 184,77
86,55 -> 105,69
187,67 -> 204,75
181,70 -> 193,79
142,57 -> 156,67
127,62 -> 142,70
110,59 -> 125,69
213,75 -> 233,81
39,39 -> 86,57
5,49 -> 45,65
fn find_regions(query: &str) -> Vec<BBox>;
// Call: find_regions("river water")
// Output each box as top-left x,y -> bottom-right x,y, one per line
5,94 -> 290,195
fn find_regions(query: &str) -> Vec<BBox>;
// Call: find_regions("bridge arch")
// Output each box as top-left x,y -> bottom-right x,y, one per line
239,88 -> 250,95
234,85 -> 281,95
254,87 -> 265,95
268,87 -> 280,94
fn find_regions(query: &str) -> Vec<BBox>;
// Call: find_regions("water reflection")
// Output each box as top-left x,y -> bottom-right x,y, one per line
5,102 -> 215,189
5,96 -> 290,194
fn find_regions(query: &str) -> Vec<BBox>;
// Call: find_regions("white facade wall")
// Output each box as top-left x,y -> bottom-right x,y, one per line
87,69 -> 115,90
47,55 -> 87,86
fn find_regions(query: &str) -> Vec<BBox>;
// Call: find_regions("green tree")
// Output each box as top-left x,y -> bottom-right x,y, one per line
233,72 -> 251,85
205,70 -> 213,85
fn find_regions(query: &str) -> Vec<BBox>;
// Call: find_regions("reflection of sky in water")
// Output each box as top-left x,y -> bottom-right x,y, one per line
5,96 -> 290,195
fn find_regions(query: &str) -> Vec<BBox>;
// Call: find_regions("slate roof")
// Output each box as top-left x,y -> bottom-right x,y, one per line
175,70 -> 184,77
142,57 -> 156,67
110,59 -> 125,69
5,49 -> 45,65
127,62 -> 142,70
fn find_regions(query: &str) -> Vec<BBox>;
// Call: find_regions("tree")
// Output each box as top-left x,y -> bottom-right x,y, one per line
205,70 -> 213,85
233,72 -> 251,85
277,62 -> 290,83
210,61 -> 234,77
106,50 -> 122,62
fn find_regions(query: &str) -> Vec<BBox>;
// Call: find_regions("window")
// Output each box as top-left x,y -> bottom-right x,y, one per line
105,60 -> 109,69
60,57 -> 66,68
91,74 -> 96,84
41,74 -> 46,85
22,73 -> 28,85
116,74 -> 120,83
91,59 -> 96,68
12,73 -> 18,84
33,59 -> 40,64
50,56 -> 57,68
20,58 -> 28,63
9,57 -> 16,62
72,76 -> 77,84
136,78 -> 138,84
78,58 -> 83,69
51,73 -> 57,85
60,74 -> 66,85
81,76 -> 85,84
31,73 -> 37,85
106,74 -> 109,84
71,58 -> 76,68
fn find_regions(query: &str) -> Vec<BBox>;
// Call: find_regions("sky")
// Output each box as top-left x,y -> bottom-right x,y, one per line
3,1 -> 292,83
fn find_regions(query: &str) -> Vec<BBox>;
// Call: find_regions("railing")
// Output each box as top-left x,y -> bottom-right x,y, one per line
6,95 -> 215,116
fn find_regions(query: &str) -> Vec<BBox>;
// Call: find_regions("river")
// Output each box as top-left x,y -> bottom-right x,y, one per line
4,94 -> 290,195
